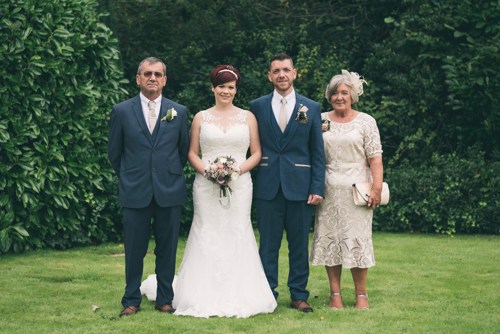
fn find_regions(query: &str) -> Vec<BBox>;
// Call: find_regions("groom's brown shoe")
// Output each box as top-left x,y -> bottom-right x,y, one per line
155,304 -> 176,313
119,306 -> 140,317
290,300 -> 314,313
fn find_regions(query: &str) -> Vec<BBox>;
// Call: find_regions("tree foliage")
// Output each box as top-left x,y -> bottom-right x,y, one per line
2,0 -> 498,254
100,0 -> 349,228
365,0 -> 500,159
0,0 -> 128,253
99,0 -> 499,235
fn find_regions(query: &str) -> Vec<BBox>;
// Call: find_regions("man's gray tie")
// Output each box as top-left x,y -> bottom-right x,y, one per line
279,98 -> 287,132
148,100 -> 156,134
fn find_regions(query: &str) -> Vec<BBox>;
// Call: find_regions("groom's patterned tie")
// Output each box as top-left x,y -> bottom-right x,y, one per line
148,100 -> 156,134
279,98 -> 287,132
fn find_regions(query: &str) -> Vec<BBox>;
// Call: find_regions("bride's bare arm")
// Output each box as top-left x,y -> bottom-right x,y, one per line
188,113 -> 206,175
238,112 -> 262,174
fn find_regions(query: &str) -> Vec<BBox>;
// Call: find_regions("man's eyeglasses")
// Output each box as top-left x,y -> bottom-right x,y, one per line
142,71 -> 164,78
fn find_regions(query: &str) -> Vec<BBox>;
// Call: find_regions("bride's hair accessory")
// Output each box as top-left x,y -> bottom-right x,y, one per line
325,70 -> 367,104
210,65 -> 241,87
217,69 -> 238,80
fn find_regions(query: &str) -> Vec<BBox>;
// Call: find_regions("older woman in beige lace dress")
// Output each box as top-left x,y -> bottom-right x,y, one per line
310,70 -> 384,310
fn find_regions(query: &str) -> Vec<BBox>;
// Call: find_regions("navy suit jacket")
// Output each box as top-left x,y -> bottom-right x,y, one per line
250,92 -> 325,201
108,95 -> 189,208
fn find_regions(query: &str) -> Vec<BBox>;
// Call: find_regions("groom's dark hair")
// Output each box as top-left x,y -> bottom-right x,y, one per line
269,53 -> 294,68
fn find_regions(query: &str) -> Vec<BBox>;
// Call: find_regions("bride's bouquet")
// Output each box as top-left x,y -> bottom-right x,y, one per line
205,156 -> 240,201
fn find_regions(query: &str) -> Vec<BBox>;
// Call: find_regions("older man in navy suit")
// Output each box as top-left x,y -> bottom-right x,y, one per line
250,53 -> 325,312
108,57 -> 189,317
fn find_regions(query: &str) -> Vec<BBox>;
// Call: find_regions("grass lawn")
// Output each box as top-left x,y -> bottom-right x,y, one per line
0,232 -> 498,333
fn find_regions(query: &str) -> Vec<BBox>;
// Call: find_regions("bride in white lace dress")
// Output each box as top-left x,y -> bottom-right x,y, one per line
141,65 -> 276,318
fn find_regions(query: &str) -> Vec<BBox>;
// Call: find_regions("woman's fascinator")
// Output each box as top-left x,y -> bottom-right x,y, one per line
325,70 -> 367,104
341,70 -> 367,103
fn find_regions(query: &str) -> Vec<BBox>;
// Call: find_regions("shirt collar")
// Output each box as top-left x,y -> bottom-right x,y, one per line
140,93 -> 162,105
272,89 -> 295,103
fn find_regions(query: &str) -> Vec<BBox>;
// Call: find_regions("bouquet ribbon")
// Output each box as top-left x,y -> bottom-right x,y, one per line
219,185 -> 232,209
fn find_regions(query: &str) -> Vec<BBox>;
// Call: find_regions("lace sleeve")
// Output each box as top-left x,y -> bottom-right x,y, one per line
362,113 -> 383,158
200,109 -> 211,123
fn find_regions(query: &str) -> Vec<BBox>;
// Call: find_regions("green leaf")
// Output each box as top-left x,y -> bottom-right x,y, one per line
0,230 -> 12,253
53,27 -> 72,38
22,27 -> 33,40
12,225 -> 30,237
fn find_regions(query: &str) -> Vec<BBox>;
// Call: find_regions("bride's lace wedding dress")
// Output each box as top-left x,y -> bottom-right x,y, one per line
141,109 -> 277,318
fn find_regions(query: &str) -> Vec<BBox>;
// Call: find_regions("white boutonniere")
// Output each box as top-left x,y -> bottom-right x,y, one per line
321,119 -> 331,132
161,108 -> 177,122
295,104 -> 308,124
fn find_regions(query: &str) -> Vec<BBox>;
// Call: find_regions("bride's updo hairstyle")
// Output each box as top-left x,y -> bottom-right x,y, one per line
210,65 -> 241,87
325,70 -> 367,104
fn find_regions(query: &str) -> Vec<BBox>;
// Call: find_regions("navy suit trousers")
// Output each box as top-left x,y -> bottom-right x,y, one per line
121,200 -> 181,307
256,188 -> 313,301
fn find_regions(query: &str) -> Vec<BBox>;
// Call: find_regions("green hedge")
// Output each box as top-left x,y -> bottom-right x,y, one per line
0,0 -> 128,253
375,150 -> 500,235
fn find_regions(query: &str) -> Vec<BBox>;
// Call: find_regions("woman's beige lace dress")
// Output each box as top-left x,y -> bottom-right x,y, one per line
310,112 -> 382,268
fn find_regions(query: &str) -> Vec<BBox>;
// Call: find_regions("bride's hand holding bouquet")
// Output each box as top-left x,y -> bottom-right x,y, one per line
204,155 -> 240,199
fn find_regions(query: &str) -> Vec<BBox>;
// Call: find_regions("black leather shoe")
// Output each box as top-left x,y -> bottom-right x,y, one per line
155,304 -> 176,313
119,305 -> 140,317
290,300 -> 313,312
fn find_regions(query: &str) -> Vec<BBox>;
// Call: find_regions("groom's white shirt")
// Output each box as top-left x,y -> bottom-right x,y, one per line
271,89 -> 296,126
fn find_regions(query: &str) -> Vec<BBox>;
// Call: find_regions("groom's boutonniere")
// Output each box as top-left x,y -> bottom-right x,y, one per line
295,104 -> 308,124
161,108 -> 177,122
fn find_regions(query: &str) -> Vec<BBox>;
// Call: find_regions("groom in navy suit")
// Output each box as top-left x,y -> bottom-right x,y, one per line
108,57 -> 189,317
250,53 -> 325,312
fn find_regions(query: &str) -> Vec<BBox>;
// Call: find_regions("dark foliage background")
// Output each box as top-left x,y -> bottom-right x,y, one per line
100,0 -> 499,235
1,0 -> 498,253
